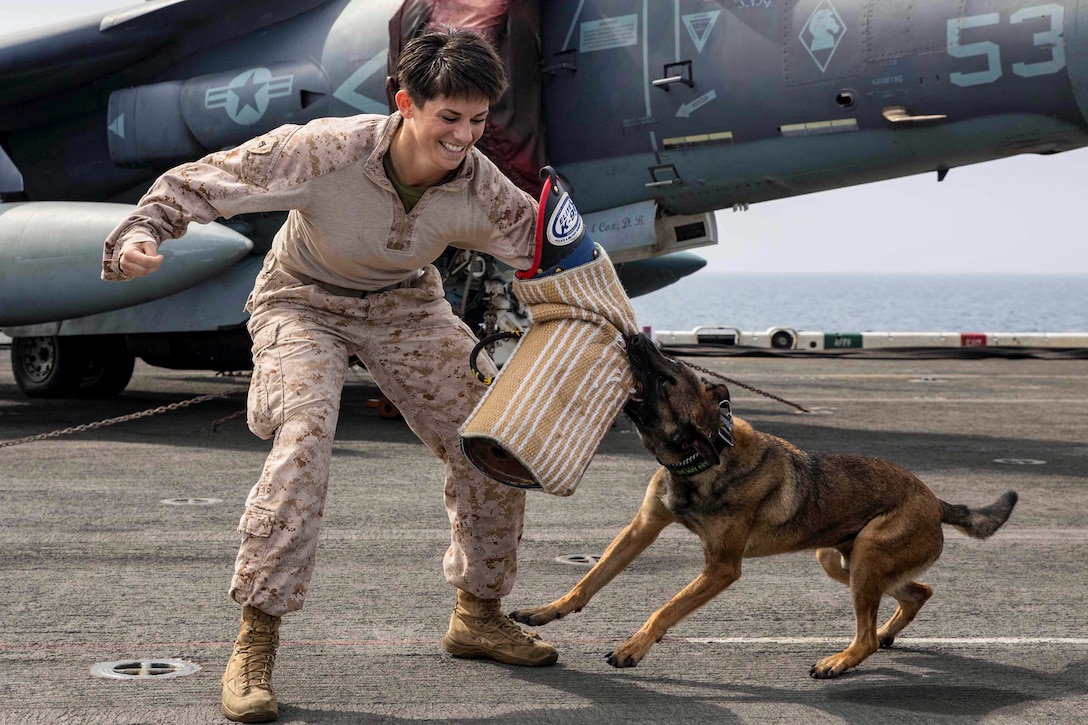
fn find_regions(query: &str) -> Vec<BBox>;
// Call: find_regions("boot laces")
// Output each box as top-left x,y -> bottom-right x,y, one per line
477,602 -> 541,643
235,624 -> 277,691
497,614 -> 542,642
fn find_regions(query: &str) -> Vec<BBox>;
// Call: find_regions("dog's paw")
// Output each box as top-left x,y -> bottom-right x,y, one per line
809,664 -> 838,679
605,636 -> 649,668
809,654 -> 854,679
878,633 -> 896,649
509,606 -> 561,626
605,650 -> 639,668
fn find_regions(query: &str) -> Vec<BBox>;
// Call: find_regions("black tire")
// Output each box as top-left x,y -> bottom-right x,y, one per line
78,336 -> 135,397
11,335 -> 85,398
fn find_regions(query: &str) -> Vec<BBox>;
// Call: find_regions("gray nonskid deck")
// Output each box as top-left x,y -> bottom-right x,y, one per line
1,354 -> 1085,723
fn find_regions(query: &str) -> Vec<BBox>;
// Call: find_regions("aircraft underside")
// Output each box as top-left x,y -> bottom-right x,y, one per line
2,0 -> 1087,396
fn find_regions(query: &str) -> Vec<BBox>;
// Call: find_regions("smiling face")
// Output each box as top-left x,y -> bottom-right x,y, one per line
391,90 -> 489,188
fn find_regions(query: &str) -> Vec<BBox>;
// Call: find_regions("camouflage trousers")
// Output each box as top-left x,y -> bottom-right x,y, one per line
231,256 -> 525,617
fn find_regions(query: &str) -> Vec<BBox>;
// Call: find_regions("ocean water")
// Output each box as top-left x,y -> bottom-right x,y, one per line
629,273 -> 1087,334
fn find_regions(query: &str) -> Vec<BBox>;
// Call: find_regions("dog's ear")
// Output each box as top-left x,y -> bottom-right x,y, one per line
705,382 -> 730,402
692,432 -> 720,467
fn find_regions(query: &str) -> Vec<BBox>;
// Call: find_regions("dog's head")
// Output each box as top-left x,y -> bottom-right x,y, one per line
623,333 -> 734,476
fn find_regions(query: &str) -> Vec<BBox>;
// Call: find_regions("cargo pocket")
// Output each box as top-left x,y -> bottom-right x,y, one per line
247,322 -> 283,439
238,504 -> 275,538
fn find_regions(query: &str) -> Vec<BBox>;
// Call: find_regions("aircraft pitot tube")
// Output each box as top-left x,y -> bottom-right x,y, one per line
516,166 -> 599,280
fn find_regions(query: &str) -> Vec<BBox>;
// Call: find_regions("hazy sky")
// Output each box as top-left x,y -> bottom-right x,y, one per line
6,1 -> 1088,275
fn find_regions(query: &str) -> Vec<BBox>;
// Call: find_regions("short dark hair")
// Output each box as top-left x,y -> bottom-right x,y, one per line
397,27 -> 508,107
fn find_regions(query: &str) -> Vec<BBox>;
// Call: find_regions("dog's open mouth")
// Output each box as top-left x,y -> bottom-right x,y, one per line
624,379 -> 647,424
623,334 -> 658,427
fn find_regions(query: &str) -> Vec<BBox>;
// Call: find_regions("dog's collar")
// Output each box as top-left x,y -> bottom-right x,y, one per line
663,399 -> 735,477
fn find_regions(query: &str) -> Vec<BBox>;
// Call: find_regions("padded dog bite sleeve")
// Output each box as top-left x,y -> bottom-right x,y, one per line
460,250 -> 638,496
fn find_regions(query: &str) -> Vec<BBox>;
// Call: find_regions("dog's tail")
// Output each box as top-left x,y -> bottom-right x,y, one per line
940,491 -> 1018,539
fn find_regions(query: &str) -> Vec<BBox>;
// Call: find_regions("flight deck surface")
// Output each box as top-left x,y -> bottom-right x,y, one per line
1,353 -> 1086,724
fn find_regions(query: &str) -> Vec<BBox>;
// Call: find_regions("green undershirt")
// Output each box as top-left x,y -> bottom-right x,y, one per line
383,152 -> 458,213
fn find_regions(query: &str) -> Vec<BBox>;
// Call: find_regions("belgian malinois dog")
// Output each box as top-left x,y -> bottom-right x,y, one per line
511,333 -> 1017,678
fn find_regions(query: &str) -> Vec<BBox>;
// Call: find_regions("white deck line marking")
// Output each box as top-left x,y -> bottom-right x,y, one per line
737,398 -> 1088,404
681,637 -> 1088,645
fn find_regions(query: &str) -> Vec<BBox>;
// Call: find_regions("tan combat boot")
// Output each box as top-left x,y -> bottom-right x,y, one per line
221,605 -> 280,723
442,589 -> 559,666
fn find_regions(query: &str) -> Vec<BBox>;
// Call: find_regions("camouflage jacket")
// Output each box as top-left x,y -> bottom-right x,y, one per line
101,112 -> 538,289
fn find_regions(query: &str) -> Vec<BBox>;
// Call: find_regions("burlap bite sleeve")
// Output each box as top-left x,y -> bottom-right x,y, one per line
459,249 -> 637,496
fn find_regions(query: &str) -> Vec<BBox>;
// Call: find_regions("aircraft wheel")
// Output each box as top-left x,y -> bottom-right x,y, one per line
11,335 -> 85,398
78,336 -> 135,398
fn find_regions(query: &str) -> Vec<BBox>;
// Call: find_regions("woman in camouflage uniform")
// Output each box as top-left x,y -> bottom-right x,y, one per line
103,28 -> 557,723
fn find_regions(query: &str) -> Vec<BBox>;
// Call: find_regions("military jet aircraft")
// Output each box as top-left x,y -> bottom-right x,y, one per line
1,0 -> 1085,397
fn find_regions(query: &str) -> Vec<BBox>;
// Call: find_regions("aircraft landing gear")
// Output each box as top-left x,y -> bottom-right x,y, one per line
11,335 -> 135,398
79,336 -> 136,398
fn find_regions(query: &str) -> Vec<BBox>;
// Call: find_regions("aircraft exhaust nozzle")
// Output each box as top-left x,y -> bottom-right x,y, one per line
0,202 -> 252,326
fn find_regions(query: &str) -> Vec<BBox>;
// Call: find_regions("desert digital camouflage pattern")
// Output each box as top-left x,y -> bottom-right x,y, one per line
232,257 -> 526,616
96,110 -> 540,617
102,112 -> 536,288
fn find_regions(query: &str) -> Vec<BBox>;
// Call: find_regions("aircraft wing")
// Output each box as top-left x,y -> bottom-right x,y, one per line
0,0 -> 332,128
